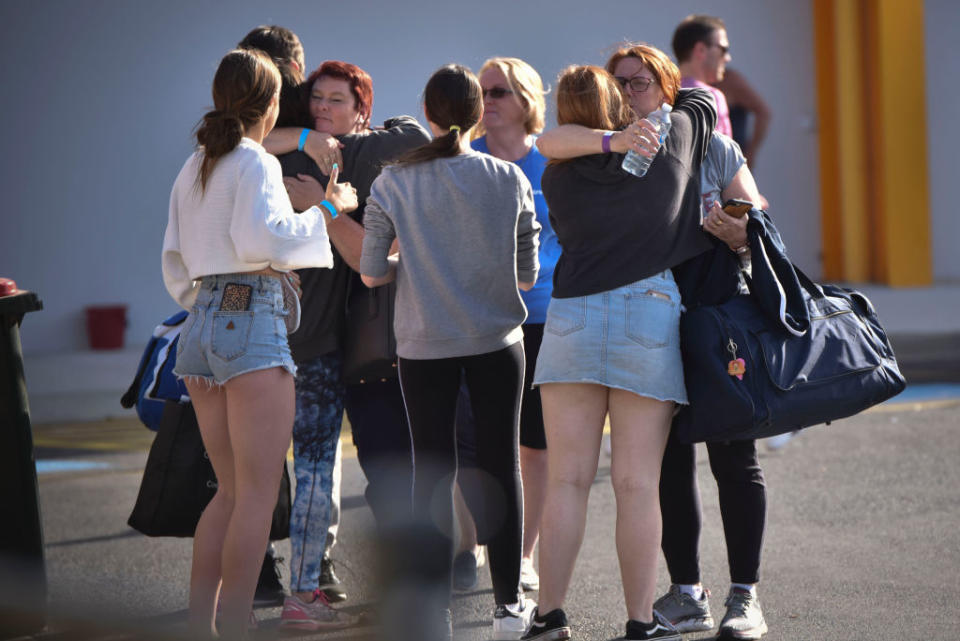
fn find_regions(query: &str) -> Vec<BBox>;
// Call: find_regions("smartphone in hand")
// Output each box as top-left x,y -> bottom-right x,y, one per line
722,198 -> 752,218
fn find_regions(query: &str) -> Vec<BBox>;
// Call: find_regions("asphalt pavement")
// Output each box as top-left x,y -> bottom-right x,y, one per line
9,388 -> 960,641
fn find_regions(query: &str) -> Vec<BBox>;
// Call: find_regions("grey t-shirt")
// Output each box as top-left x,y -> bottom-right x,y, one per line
360,151 -> 540,360
700,131 -> 746,211
701,131 -> 751,283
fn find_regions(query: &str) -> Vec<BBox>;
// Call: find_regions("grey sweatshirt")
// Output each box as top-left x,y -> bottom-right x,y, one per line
360,151 -> 540,360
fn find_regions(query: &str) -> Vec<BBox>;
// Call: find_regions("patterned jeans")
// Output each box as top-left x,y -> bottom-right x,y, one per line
289,352 -> 345,592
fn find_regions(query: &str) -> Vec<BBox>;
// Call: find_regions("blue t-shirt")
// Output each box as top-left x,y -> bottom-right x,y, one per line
472,135 -> 558,323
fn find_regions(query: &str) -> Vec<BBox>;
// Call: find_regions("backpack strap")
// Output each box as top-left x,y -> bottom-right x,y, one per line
121,335 -> 159,409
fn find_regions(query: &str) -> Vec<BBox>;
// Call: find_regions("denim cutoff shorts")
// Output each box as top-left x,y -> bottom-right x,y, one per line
533,271 -> 687,404
173,273 -> 296,385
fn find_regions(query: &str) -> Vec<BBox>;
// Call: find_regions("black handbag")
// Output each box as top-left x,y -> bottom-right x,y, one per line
341,280 -> 398,384
672,210 -> 906,444
128,400 -> 291,539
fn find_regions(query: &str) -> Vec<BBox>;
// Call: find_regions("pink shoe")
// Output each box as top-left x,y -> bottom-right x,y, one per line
280,589 -> 358,631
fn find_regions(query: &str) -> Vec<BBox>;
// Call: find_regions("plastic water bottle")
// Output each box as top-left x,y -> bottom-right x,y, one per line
622,103 -> 673,177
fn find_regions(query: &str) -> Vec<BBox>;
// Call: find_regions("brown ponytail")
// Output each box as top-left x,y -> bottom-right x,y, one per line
394,64 -> 482,167
194,49 -> 281,191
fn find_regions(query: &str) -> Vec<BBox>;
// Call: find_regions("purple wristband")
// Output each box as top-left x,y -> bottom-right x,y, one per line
602,131 -> 614,154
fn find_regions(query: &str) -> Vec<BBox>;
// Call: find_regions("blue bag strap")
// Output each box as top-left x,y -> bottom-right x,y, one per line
121,334 -> 160,409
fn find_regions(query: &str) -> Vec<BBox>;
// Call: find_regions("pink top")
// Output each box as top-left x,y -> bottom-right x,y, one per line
681,77 -> 732,138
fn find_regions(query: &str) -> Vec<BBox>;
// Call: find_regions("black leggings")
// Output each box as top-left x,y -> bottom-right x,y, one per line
398,342 -> 525,606
659,430 -> 766,585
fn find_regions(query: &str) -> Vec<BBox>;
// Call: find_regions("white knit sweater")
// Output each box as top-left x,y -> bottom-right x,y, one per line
162,138 -> 332,309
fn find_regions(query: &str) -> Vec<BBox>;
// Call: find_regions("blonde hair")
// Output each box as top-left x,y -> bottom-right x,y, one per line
474,57 -> 547,137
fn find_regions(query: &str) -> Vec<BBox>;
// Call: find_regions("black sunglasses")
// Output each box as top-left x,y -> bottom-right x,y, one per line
710,42 -> 730,56
614,76 -> 655,93
482,87 -> 514,99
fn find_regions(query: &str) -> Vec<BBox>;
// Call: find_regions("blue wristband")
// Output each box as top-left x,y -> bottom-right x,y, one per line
297,128 -> 310,152
319,200 -> 338,219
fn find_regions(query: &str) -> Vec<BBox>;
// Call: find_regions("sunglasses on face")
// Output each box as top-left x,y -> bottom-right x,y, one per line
710,42 -> 730,56
482,87 -> 514,99
614,76 -> 655,93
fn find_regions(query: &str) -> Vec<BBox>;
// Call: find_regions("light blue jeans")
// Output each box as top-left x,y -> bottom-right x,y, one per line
289,352 -> 345,592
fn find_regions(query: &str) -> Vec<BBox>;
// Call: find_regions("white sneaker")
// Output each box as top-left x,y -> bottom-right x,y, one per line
520,557 -> 540,591
765,430 -> 799,451
493,595 -> 536,640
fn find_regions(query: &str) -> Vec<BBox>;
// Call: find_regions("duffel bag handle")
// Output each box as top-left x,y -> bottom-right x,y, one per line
792,263 -> 826,301
746,209 -> 811,336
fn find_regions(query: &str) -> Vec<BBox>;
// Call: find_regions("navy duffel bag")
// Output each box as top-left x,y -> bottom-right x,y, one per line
672,210 -> 906,444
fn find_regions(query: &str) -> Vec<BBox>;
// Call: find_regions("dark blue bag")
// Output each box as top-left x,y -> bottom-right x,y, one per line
121,311 -> 190,431
672,210 -> 906,443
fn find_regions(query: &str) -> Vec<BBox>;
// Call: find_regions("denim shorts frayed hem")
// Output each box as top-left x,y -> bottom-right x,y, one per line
176,360 -> 297,388
173,273 -> 298,386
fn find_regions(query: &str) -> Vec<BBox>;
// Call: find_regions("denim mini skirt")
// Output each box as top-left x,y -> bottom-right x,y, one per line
533,271 -> 687,404
173,273 -> 297,385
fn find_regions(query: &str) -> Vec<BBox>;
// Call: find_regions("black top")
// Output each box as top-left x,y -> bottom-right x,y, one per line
542,88 -> 717,299
280,116 -> 430,363
728,104 -> 749,149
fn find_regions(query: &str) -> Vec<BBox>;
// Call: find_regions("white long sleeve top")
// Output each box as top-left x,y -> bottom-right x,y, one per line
162,138 -> 333,309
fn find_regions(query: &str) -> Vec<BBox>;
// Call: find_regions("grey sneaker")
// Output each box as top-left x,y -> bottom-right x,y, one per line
653,585 -> 714,633
718,588 -> 767,640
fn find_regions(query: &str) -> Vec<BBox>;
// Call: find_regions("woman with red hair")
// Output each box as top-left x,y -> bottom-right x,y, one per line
264,60 -> 430,631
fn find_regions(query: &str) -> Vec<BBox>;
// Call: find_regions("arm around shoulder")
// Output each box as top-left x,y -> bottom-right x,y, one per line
536,124 -> 606,159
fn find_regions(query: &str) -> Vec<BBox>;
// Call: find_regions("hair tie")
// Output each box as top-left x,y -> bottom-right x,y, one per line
449,125 -> 461,132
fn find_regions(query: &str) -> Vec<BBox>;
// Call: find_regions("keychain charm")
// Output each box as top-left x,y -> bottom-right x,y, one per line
726,338 -> 746,380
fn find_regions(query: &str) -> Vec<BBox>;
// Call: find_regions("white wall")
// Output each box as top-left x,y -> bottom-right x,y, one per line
0,0 -> 820,355
925,0 -> 960,282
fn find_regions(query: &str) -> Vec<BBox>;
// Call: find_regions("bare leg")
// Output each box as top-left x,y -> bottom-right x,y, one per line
608,389 -> 674,622
186,380 -> 234,637
217,367 -> 295,638
536,383 -> 608,613
520,445 -> 548,562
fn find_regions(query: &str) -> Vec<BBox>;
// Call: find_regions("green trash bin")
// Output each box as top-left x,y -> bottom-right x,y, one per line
0,277 -> 46,635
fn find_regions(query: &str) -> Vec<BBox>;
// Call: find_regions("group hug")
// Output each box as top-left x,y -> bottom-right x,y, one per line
161,14 -> 772,641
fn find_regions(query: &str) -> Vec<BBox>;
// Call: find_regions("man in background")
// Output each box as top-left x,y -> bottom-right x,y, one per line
672,14 -> 733,138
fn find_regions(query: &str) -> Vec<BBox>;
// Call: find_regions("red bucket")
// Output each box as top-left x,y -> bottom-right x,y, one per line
85,305 -> 127,350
